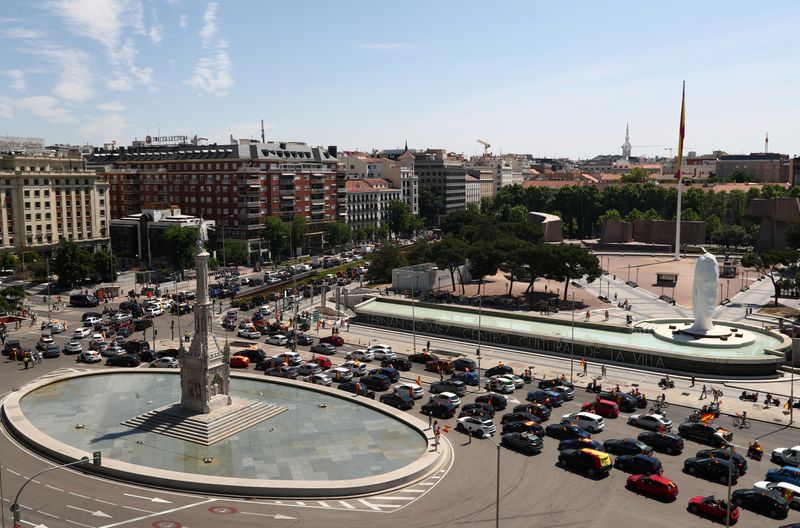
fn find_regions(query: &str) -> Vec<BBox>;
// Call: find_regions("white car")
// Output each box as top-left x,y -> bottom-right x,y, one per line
78,350 -> 102,363
101,345 -> 124,357
627,413 -> 672,431
341,360 -> 367,376
754,481 -> 800,509
395,382 -> 425,399
237,328 -> 261,339
50,322 -> 65,334
457,416 -> 496,437
368,345 -> 395,360
326,367 -> 354,382
267,334 -> 288,346
150,357 -> 179,368
145,307 -> 162,318
499,374 -> 525,389
561,412 -> 605,433
485,376 -> 515,394
73,327 -> 91,339
258,305 -> 274,315
64,340 -> 83,354
272,351 -> 302,366
111,313 -> 132,324
84,316 -> 102,326
347,349 -> 374,362
433,391 -> 461,407
771,445 -> 800,467
307,373 -> 333,386
37,335 -> 55,350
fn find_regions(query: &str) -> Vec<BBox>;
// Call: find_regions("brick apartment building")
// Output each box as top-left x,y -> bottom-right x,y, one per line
89,140 -> 344,262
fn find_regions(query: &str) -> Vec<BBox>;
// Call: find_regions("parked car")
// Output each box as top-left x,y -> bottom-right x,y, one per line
557,448 -> 612,477
614,454 -> 664,475
688,495 -> 740,523
684,456 -> 739,484
753,480 -> 800,510
501,432 -> 543,454
771,446 -> 800,468
626,474 -> 679,500
731,488 -> 789,519
766,466 -> 800,487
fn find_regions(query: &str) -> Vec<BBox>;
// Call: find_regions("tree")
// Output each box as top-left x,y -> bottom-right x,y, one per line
325,221 -> 351,251
223,239 -> 248,266
0,285 -> 26,313
741,250 -> 798,306
91,249 -> 118,282
713,225 -> 746,251
419,186 -> 443,228
386,200 -> 414,238
291,216 -> 307,257
467,240 -> 503,291
52,240 -> 92,288
785,222 -> 800,250
0,252 -> 17,272
365,243 -> 407,283
163,226 -> 198,276
262,216 -> 289,261
620,167 -> 650,183
362,224 -> 377,243
546,244 -> 602,301
430,237 -> 468,293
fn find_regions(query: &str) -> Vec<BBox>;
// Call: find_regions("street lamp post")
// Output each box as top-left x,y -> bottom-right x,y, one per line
484,436 -> 502,528
725,443 -> 734,527
477,278 -> 483,390
570,292 -> 576,383
791,339 -> 799,425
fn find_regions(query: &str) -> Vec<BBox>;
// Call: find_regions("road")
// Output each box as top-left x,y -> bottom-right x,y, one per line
1,284 -> 800,527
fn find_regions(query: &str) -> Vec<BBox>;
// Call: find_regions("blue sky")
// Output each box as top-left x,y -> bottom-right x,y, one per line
0,1 -> 798,158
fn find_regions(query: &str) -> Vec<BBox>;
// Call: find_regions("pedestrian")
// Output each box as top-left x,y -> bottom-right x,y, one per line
37,351 -> 43,364
465,429 -> 472,445
9,349 -> 16,362
428,412 -> 433,429
604,310 -> 609,321
585,310 -> 590,322
690,375 -> 695,387
433,421 -> 441,452
583,359 -> 588,376
700,384 -> 707,400
439,368 -> 444,381
426,340 -> 431,352
601,364 -> 607,378
23,355 -> 29,369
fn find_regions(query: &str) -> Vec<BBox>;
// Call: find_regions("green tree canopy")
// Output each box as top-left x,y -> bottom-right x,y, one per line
223,239 -> 248,266
0,285 -> 27,313
741,249 -> 798,306
620,167 -> 650,183
365,243 -> 407,283
419,185 -> 443,227
386,200 -> 414,238
291,216 -> 307,257
262,216 -> 290,261
163,226 -> 198,276
91,249 -> 118,282
545,244 -> 602,301
52,240 -> 92,287
325,221 -> 351,250
713,224 -> 746,251
0,252 -> 17,272
430,237 -> 469,293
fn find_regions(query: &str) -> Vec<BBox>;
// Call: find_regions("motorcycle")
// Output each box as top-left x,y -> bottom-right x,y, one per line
685,410 -> 701,423
764,397 -> 781,407
40,321 -> 52,330
628,391 -> 648,408
586,383 -> 602,393
739,391 -> 759,402
658,377 -> 675,389
747,443 -> 763,461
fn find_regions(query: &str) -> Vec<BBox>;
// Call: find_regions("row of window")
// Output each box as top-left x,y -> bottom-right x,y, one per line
1,178 -> 94,186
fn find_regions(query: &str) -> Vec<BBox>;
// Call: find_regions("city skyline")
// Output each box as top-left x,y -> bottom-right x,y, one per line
0,0 -> 798,158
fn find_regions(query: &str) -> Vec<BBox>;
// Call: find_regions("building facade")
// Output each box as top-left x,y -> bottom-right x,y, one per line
464,175 -> 481,205
344,179 -> 402,230
340,152 -> 418,215
414,149 -> 466,223
0,153 -> 110,254
715,153 -> 789,183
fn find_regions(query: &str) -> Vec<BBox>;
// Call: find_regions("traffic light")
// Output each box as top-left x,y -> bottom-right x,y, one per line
93,451 -> 102,467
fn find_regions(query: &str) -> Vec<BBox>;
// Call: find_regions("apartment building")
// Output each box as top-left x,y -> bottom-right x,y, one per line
344,178 -> 402,230
414,149 -> 467,223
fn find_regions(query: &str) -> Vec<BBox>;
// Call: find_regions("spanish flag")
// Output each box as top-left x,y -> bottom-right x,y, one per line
699,412 -> 715,423
676,81 -> 686,182
443,425 -> 451,433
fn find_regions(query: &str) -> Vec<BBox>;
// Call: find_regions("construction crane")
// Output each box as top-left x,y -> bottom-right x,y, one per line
477,139 -> 491,156
664,147 -> 674,157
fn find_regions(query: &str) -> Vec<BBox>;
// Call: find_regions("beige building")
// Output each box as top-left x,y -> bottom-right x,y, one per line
465,175 -> 481,205
0,153 -> 110,253
344,178 -> 402,230
716,153 -> 789,183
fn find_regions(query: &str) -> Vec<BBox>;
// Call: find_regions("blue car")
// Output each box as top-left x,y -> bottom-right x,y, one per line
558,438 -> 603,451
451,371 -> 479,386
526,390 -> 564,407
766,466 -> 800,487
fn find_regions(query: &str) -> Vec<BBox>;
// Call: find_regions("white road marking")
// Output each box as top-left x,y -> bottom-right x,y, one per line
240,512 -> 298,520
65,520 -> 96,528
38,510 -> 59,518
45,484 -> 64,492
371,496 -> 416,501
67,505 -> 111,518
69,492 -> 91,500
97,498 -> 216,528
338,500 -> 355,509
419,482 -> 434,486
357,499 -> 382,511
317,501 -> 329,507
294,501 -> 306,506
123,493 -> 171,504
94,499 -> 117,506
8,469 -> 21,476
400,489 -> 427,493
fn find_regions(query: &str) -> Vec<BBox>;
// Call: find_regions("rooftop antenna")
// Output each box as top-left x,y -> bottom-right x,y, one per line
765,132 -> 769,153
261,119 -> 265,143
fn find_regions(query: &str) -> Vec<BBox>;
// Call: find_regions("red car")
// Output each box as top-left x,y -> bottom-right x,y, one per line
688,495 -> 739,523
229,355 -> 250,368
319,335 -> 344,347
581,399 -> 620,418
626,474 -> 678,500
314,356 -> 333,369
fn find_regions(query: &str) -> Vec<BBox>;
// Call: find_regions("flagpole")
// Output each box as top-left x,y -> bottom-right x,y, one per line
674,80 -> 686,261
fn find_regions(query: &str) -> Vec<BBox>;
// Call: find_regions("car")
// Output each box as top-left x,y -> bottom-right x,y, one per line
558,448 -> 613,477
229,355 -> 250,368
150,356 -> 179,368
476,393 -> 507,411
485,377 -> 515,394
239,347 -> 267,363
457,416 -> 496,437
72,327 -> 92,339
43,343 -> 61,358
319,335 -> 344,347
296,334 -> 314,346
49,322 -> 65,334
696,448 -> 747,475
83,315 -> 102,326
684,457 -> 739,484
346,349 -> 374,362
513,402 -> 551,421
379,392 -> 415,410
627,413 -> 673,431
326,367 -> 354,382
772,446 -> 800,468
306,373 -> 333,386
502,420 -> 545,437
678,422 -> 733,447
461,402 -> 496,418
551,385 -> 575,401
132,318 -> 152,331
341,360 -> 367,377
688,495 -> 740,523
538,378 -> 575,390
338,381 -> 376,399
561,412 -> 605,433
527,390 -> 561,407
396,382 -> 425,399
627,474 -> 678,500
122,340 -> 150,355
297,363 -> 323,376
581,399 -> 620,418
501,432 -> 543,454
381,357 -> 412,371
433,391 -> 462,407
102,344 -> 125,357
267,334 -> 288,346
546,423 -> 591,440
82,311 -> 103,322
273,352 -> 302,366
614,454 -> 664,475
116,326 -> 133,338
237,328 -> 262,339
425,359 -> 454,374
731,487 -> 789,518
313,356 -> 333,369
598,391 -> 638,412
430,380 -> 467,396
106,354 -> 141,367
36,335 -> 55,350
145,307 -> 162,318
78,350 -> 102,363
450,371 -> 479,386
499,374 -> 525,389
486,364 -> 513,378
559,438 -> 604,451
753,480 -> 800,510
368,367 -> 400,383
767,466 -> 800,487
421,400 -> 456,418
310,343 -> 336,355
501,412 -> 540,425
265,366 -> 298,379
453,357 -> 477,372
409,352 -> 439,364
367,345 -> 395,360
637,431 -> 685,455
63,340 -> 83,354
603,438 -> 653,456
361,374 -> 392,391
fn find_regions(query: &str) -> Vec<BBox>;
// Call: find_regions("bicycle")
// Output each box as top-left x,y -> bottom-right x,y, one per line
732,416 -> 751,429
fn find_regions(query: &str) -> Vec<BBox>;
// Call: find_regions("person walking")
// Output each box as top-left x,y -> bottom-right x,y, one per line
691,375 -> 695,387
601,364 -> 607,378
583,359 -> 588,376
700,384 -> 707,400
427,412 -> 433,430
433,420 -> 441,452
23,354 -> 29,369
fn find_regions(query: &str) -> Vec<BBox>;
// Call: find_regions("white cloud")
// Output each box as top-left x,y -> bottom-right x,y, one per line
16,95 -> 75,122
185,2 -> 232,97
29,47 -> 95,102
5,69 -> 26,92
198,2 -> 218,45
79,113 -> 129,142
0,96 -> 12,119
96,100 -> 125,112
0,28 -> 43,39
359,42 -> 412,51
107,73 -> 133,91
149,24 -> 163,43
179,14 -> 188,28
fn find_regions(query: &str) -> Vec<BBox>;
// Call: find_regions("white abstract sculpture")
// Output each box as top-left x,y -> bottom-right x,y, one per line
687,250 -> 718,334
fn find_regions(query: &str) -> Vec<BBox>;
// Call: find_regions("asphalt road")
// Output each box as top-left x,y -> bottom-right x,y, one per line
2,294 -> 800,527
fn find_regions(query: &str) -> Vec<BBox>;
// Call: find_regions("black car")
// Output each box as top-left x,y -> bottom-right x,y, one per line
501,432 -> 543,454
361,374 -> 392,392
368,367 -> 400,383
545,423 -> 591,440
598,391 -> 638,412
637,431 -> 684,455
696,449 -> 748,475
139,349 -> 157,362
501,412 -> 541,425
122,340 -> 151,355
381,357 -> 412,371
603,438 -> 653,456
296,334 -> 314,346
558,449 -> 612,477
538,378 -> 575,390
116,326 -> 133,338
513,403 -> 551,421
526,390 -> 563,407
43,344 -> 61,358
337,381 -> 376,399
255,358 -> 281,371
430,380 -> 467,396
119,301 -> 139,312
158,348 -> 180,359
683,457 -> 739,484
459,408 -> 493,421
461,402 -> 496,418
503,421 -> 545,437
453,357 -> 477,372
379,392 -> 415,410
132,318 -> 152,331
408,352 -> 439,364
614,454 -> 663,475
731,488 -> 790,519
106,354 -> 141,367
240,348 -> 267,363
421,400 -> 457,419
678,422 -> 733,447
3,339 -> 21,355
486,365 -> 513,378
476,393 -> 507,411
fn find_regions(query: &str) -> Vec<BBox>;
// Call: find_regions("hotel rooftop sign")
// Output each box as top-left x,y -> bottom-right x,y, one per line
0,136 -> 45,153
